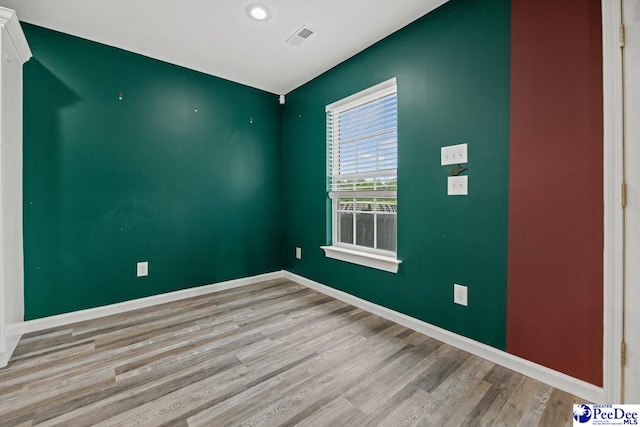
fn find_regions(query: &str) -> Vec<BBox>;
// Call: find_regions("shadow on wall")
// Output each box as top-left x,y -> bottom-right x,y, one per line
23,59 -> 81,312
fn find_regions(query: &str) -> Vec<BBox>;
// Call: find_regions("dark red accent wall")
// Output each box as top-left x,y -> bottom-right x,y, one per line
507,0 -> 603,386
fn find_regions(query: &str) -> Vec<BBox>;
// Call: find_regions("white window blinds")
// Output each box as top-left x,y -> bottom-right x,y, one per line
326,79 -> 397,199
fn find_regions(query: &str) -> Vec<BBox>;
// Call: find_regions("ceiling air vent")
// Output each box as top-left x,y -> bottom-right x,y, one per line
286,25 -> 316,46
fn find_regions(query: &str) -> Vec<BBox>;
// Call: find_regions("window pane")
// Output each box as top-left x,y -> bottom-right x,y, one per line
333,91 -> 397,178
337,199 -> 353,244
337,198 -> 354,212
338,213 -> 353,244
356,213 -> 375,248
375,198 -> 397,213
354,201 -> 375,212
377,214 -> 397,252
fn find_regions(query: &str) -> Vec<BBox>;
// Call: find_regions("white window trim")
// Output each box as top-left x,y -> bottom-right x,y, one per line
322,78 -> 400,273
321,245 -> 402,273
325,77 -> 397,112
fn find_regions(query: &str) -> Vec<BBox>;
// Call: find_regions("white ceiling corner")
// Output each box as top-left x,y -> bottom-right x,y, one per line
0,0 -> 448,94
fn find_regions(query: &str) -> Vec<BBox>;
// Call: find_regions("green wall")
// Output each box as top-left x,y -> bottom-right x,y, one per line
282,0 -> 511,349
21,0 -> 511,352
22,24 -> 282,319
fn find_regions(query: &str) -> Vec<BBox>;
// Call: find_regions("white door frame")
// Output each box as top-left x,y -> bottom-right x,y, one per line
602,0 -> 625,404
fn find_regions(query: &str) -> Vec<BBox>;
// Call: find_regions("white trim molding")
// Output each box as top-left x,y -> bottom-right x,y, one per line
0,7 -> 32,64
325,77 -> 397,112
0,6 -> 30,369
321,245 -> 401,273
601,0 -> 624,404
21,271 -> 285,335
284,271 -> 604,403
0,329 -> 21,367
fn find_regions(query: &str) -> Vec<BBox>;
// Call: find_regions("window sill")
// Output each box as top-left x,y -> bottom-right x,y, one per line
320,245 -> 401,273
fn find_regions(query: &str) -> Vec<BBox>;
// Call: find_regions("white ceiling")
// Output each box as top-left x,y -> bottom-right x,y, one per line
0,0 -> 447,94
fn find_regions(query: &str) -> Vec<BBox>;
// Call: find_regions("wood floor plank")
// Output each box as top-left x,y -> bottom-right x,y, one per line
0,279 -> 587,427
286,396 -> 355,427
344,344 -> 440,413
94,364 -> 248,427
538,388 -> 580,427
187,329 -> 404,425
34,353 -> 245,426
376,388 -> 432,426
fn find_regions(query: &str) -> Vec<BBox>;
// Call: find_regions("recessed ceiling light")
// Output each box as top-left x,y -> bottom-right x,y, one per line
247,4 -> 272,22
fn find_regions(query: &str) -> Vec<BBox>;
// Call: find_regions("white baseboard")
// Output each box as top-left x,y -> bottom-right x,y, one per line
284,271 -> 604,403
0,329 -> 22,368
21,271 -> 285,335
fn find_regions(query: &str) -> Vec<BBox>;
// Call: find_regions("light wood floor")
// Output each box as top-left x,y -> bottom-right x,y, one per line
0,278 -> 583,426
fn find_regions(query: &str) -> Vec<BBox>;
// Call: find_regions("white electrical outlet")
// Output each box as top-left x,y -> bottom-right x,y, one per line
137,261 -> 148,277
441,143 -> 468,166
454,284 -> 468,306
295,247 -> 302,260
448,175 -> 468,196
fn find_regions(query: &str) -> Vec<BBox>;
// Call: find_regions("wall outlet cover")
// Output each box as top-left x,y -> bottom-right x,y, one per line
137,261 -> 149,277
295,247 -> 302,260
454,284 -> 468,306
441,143 -> 468,166
448,175 -> 468,196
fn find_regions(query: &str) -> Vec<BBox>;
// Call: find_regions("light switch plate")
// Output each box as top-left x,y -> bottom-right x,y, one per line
137,261 -> 148,277
295,247 -> 302,260
454,284 -> 468,306
448,176 -> 468,196
441,143 -> 468,166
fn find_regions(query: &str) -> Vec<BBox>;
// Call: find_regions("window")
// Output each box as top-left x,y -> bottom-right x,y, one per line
321,78 -> 401,273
